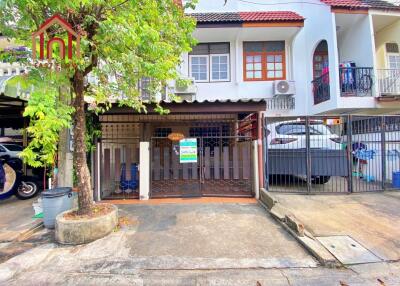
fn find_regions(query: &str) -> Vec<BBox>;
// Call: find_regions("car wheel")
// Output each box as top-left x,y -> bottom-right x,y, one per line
311,176 -> 331,184
15,181 -> 39,199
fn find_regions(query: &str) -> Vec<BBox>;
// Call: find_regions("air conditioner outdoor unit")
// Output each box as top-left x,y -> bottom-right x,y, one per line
174,78 -> 197,94
274,80 -> 295,96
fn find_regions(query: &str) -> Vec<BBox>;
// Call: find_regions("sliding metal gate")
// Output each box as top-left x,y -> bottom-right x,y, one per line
151,136 -> 253,198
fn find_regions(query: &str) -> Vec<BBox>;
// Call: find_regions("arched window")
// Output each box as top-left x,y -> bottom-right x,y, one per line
313,40 -> 329,79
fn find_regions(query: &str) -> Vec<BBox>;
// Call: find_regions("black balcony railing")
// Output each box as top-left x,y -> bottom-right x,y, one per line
312,72 -> 330,105
339,67 -> 374,97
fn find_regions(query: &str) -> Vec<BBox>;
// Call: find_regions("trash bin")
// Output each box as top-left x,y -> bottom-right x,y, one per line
393,171 -> 400,189
42,187 -> 76,229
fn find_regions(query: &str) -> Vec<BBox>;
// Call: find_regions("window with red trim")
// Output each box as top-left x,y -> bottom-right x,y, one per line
243,41 -> 285,81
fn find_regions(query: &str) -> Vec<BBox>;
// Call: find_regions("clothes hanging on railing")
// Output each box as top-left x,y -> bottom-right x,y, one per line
322,62 -> 329,84
340,61 -> 356,92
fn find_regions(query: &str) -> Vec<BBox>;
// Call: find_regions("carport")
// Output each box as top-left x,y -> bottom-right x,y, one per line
0,70 -> 28,136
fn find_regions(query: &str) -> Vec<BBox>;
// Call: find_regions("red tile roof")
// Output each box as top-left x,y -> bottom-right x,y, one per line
190,11 -> 304,24
239,11 -> 305,22
321,0 -> 400,10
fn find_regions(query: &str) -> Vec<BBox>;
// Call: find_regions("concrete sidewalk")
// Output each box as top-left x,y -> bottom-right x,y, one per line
273,191 -> 400,262
0,200 -> 399,285
0,197 -> 42,242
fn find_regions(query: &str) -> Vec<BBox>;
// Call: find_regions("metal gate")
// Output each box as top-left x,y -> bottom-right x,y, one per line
151,136 -> 253,198
99,123 -> 140,200
265,115 -> 400,193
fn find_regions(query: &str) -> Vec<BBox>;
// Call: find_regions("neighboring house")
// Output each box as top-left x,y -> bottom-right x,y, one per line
179,0 -> 400,116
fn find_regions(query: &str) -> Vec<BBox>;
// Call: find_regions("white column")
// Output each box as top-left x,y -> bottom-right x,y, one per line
139,142 -> 150,200
252,140 -> 260,199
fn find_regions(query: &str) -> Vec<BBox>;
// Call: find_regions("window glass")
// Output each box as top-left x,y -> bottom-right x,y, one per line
386,43 -> 399,54
244,41 -> 285,81
190,55 -> 208,81
277,123 -> 332,135
265,41 -> 285,52
189,43 -> 230,82
210,43 -> 230,54
2,144 -> 23,151
244,42 -> 264,53
388,55 -> 400,69
265,54 -> 284,80
245,55 -> 263,79
0,146 -> 5,152
211,55 -> 229,81
190,44 -> 209,55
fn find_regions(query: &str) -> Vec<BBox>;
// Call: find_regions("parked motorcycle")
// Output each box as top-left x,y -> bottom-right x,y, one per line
0,155 -> 40,200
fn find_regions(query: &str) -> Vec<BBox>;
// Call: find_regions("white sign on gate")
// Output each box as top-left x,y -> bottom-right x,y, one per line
179,138 -> 197,163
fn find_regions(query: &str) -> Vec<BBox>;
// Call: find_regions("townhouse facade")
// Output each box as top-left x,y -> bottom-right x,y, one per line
93,0 -> 400,201
180,0 -> 400,116
2,1 -> 400,201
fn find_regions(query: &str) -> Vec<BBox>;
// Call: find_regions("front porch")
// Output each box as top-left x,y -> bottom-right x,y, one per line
93,100 -> 265,201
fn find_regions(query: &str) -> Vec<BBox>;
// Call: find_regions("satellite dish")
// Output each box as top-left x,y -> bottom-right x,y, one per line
276,81 -> 290,94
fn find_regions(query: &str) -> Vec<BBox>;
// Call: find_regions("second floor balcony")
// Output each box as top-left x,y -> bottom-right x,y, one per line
312,67 -> 374,105
377,69 -> 400,97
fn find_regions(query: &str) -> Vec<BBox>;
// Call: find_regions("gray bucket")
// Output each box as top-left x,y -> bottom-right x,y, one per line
42,187 -> 76,229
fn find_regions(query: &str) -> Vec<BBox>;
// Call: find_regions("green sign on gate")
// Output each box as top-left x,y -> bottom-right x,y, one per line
179,138 -> 197,163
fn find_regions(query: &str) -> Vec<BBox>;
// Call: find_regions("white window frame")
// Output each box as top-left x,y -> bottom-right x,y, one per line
189,55 -> 209,83
387,53 -> 400,70
210,53 -> 230,82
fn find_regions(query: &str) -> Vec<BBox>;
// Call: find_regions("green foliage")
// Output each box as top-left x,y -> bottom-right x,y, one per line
0,0 -> 198,167
85,113 -> 101,153
19,70 -> 73,167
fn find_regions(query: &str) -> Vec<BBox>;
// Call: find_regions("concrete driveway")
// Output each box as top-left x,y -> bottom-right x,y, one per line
117,201 -> 317,269
2,200 -> 400,285
274,191 -> 400,262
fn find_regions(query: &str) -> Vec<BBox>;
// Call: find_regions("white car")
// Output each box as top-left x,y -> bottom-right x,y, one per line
267,120 -> 342,150
0,143 -> 23,159
266,120 -> 344,184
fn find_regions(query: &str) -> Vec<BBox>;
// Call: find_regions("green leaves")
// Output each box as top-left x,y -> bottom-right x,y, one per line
19,70 -> 73,167
0,0 -> 198,167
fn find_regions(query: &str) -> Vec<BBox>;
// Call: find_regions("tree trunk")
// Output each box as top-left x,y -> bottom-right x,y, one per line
73,71 -> 93,215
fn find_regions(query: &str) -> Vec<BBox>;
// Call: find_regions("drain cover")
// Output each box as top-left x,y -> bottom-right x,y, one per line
316,235 -> 381,265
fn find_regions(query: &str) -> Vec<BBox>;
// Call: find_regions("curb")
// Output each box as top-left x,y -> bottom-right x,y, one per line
258,189 -> 340,268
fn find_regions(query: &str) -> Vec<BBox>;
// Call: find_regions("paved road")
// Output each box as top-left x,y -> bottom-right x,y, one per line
274,191 -> 400,262
1,201 -> 399,285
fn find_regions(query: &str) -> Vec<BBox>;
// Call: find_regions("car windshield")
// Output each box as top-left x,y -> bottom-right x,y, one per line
277,123 -> 332,135
2,144 -> 23,151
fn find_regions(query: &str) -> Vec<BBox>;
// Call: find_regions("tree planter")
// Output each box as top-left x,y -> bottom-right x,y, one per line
55,204 -> 118,245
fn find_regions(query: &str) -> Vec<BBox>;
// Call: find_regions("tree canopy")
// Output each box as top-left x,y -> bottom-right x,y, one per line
0,0 -> 197,166
0,0 -> 197,214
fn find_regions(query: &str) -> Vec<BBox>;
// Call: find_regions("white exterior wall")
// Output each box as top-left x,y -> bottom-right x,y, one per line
182,0 -> 398,115
183,0 -> 340,116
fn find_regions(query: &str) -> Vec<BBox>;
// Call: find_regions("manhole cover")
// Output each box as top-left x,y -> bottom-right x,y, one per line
316,235 -> 381,265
